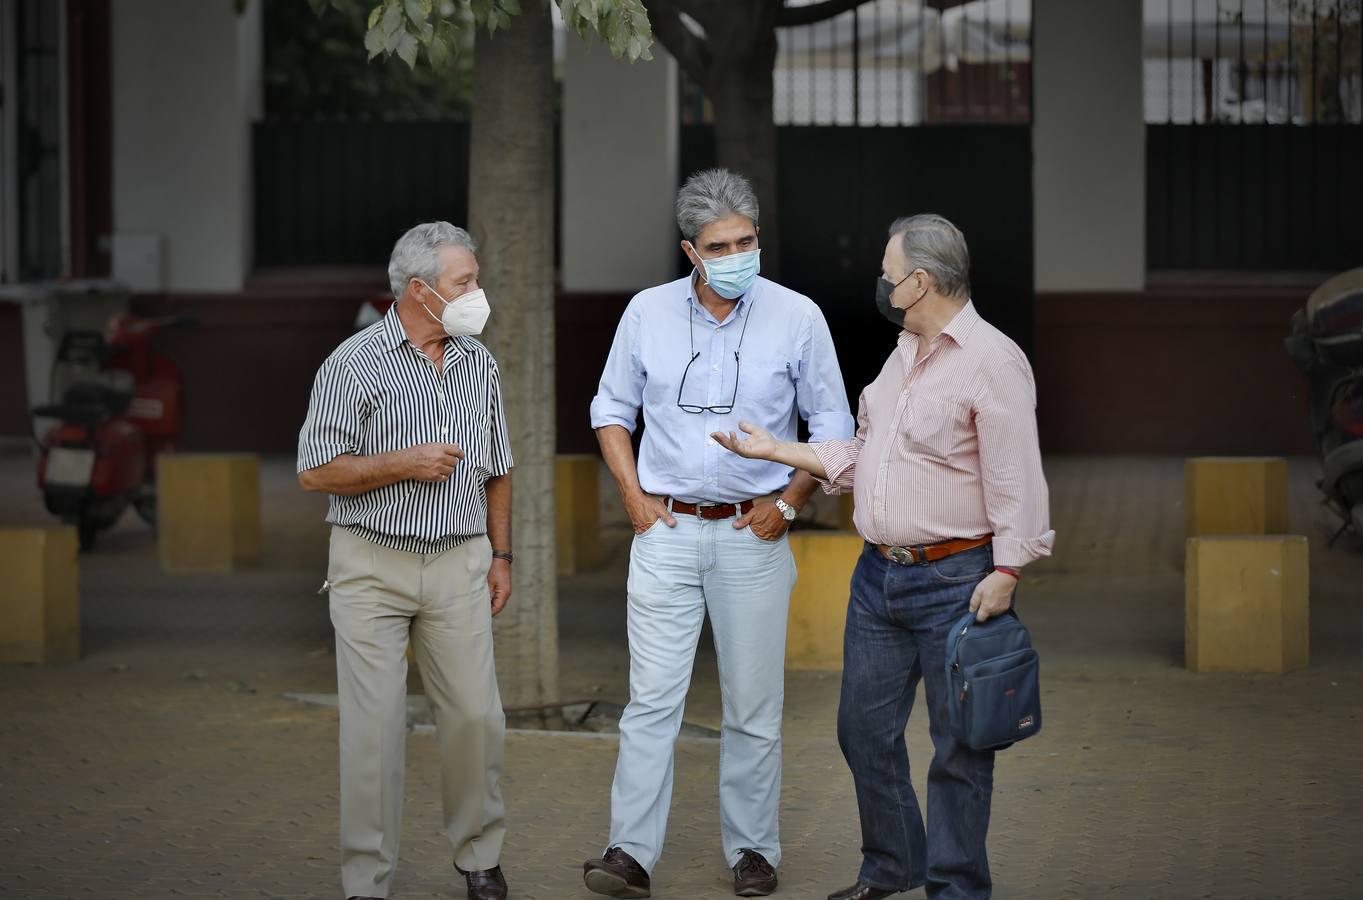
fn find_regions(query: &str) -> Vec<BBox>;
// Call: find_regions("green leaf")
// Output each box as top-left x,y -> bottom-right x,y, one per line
427,33 -> 452,67
368,4 -> 384,30
307,0 -> 329,16
364,23 -> 386,58
397,30 -> 420,68
381,1 -> 403,36
501,0 -> 521,14
405,0 -> 430,27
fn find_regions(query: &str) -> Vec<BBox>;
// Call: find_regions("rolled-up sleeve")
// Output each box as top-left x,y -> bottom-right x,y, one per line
297,359 -> 367,473
795,306 -> 855,443
589,301 -> 645,433
486,359 -> 514,477
811,391 -> 869,495
975,358 -> 1056,567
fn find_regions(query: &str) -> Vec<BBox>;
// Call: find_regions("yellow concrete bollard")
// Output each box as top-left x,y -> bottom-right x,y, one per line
786,532 -> 865,670
1186,535 -> 1309,674
1184,457 -> 1289,537
838,493 -> 857,533
556,454 -> 601,575
158,453 -> 261,573
0,527 -> 79,664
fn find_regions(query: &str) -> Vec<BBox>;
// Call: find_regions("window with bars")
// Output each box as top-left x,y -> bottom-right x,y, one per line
1144,1 -> 1363,270
1145,0 -> 1362,125
681,0 -> 1033,127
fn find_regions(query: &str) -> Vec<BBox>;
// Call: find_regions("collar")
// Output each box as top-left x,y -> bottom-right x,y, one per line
939,299 -> 980,346
685,272 -> 758,324
379,300 -> 468,362
896,299 -> 979,354
378,303 -> 409,352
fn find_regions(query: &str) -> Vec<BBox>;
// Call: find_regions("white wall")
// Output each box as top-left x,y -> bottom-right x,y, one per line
1032,0 -> 1145,292
111,0 -> 262,292
561,38 -> 678,293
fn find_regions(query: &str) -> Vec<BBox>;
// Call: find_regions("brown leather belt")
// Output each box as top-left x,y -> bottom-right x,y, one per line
876,535 -> 992,566
667,498 -> 757,520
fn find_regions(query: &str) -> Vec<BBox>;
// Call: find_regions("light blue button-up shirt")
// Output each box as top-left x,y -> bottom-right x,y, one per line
590,274 -> 854,504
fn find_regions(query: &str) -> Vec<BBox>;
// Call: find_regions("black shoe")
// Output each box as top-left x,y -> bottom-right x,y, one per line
733,849 -> 778,896
826,882 -> 898,900
459,865 -> 508,900
583,846 -> 651,898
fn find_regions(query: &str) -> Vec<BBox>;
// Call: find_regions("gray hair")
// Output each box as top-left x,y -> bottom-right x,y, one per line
889,214 -> 971,299
387,221 -> 477,299
676,169 -> 760,242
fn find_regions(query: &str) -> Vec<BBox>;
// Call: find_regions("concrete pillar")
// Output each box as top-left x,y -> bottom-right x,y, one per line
556,454 -> 601,575
158,453 -> 261,573
110,0 -> 262,292
1032,0 -> 1145,292
1186,535 -> 1309,674
1185,457 -> 1290,538
561,38 -> 678,293
0,527 -> 79,664
786,532 -> 864,670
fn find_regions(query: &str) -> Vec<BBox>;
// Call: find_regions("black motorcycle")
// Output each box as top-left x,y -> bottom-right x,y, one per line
1286,268 -> 1363,546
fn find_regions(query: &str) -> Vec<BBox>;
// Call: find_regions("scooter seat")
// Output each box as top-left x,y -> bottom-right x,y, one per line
33,382 -> 133,425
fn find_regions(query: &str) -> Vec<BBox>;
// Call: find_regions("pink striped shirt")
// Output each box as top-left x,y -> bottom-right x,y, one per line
811,301 -> 1055,568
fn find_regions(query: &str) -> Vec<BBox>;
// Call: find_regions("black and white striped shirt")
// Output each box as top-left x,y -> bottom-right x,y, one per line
297,305 -> 513,555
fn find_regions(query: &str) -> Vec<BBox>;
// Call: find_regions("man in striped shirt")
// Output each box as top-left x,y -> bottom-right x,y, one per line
714,215 -> 1055,900
298,222 -> 514,900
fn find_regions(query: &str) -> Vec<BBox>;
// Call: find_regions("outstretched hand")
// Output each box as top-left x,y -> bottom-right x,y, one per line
711,421 -> 780,461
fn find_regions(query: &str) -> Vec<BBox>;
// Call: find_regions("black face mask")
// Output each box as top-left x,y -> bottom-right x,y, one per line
875,274 -> 914,327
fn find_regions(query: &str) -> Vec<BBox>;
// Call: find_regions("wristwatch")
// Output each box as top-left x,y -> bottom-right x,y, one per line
774,498 -> 798,522
492,550 -> 514,564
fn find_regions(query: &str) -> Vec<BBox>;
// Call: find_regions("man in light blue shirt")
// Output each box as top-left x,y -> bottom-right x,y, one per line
582,169 -> 854,899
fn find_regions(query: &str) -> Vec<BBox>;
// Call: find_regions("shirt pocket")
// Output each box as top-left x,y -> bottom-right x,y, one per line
906,395 -> 965,461
740,356 -> 795,406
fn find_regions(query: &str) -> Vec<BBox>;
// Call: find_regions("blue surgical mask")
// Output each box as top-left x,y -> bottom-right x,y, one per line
690,245 -> 761,300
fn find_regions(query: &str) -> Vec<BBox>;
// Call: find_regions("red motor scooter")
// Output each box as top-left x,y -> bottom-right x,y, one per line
33,313 -> 195,550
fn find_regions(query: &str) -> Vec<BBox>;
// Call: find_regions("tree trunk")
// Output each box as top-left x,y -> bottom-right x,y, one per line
468,4 -> 559,712
708,32 -> 782,276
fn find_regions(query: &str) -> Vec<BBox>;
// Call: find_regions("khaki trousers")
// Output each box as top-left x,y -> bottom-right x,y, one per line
328,526 -> 506,899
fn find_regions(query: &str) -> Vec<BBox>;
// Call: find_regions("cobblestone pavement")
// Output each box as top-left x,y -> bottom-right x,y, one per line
2,453 -> 1362,899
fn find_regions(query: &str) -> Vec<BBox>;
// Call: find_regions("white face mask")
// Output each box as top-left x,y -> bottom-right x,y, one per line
418,281 -> 491,337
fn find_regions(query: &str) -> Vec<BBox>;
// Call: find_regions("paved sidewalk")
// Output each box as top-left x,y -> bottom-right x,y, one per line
2,455 -> 1362,899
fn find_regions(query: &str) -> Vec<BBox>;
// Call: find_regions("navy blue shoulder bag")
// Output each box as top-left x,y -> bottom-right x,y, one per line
945,610 -> 1041,751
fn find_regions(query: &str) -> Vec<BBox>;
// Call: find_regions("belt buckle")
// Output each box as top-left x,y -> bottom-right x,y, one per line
887,546 -> 918,566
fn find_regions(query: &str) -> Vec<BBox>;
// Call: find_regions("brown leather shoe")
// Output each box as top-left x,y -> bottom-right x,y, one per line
826,882 -> 898,900
583,846 -> 651,898
459,865 -> 508,900
733,849 -> 778,896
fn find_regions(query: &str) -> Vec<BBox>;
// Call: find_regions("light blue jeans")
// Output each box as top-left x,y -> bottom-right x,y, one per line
606,511 -> 797,875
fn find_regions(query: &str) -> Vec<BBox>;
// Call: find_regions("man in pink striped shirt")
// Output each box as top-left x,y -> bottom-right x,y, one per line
714,214 -> 1054,900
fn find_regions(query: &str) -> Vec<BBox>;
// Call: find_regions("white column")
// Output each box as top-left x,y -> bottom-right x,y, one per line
110,0 -> 262,292
1032,0 -> 1145,292
561,39 -> 678,293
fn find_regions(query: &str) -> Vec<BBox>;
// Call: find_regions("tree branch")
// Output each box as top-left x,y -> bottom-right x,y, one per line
776,0 -> 871,28
645,1 -> 712,87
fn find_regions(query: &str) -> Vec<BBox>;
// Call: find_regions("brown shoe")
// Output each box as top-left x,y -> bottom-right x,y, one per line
583,846 -> 651,898
459,865 -> 508,900
826,882 -> 898,900
733,849 -> 778,896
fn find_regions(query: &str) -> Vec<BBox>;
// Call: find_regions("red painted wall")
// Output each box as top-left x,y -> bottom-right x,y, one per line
0,286 -> 1317,458
1033,288 -> 1313,455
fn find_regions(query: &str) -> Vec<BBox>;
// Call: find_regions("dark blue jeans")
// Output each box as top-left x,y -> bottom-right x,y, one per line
838,543 -> 997,899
